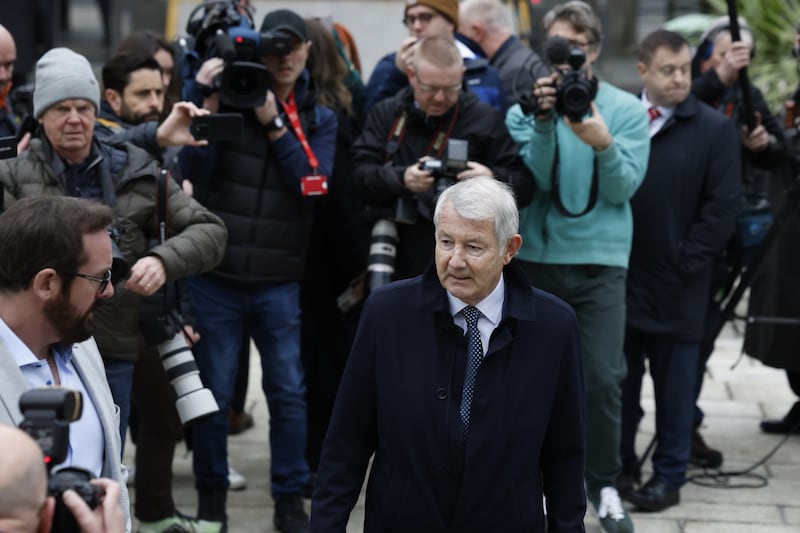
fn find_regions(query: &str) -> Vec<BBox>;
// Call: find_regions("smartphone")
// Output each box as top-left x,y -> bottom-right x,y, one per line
190,113 -> 244,141
0,135 -> 16,160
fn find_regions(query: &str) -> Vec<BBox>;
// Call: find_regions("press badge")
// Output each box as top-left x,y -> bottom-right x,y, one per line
301,174 -> 328,196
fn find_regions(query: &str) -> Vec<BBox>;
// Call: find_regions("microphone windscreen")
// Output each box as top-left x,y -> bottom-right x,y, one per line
544,36 -> 571,65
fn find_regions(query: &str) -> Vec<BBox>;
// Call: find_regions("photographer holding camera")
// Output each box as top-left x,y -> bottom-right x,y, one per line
351,35 -> 532,284
504,2 -> 649,531
0,47 -> 226,462
0,424 -> 125,533
178,7 -> 337,532
0,196 -> 130,531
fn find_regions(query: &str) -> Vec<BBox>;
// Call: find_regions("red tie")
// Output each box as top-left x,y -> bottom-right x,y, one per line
648,106 -> 661,123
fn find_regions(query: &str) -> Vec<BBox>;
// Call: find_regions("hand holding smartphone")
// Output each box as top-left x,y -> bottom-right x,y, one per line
190,113 -> 244,141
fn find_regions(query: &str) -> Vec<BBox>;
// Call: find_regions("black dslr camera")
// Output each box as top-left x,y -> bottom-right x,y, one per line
418,138 -> 469,197
393,139 -> 469,224
184,0 -> 293,108
543,35 -> 598,122
19,388 -> 104,533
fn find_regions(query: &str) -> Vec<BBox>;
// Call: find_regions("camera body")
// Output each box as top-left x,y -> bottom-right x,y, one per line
185,0 -> 293,108
393,138 -> 470,224
543,35 -> 598,122
19,388 -> 104,533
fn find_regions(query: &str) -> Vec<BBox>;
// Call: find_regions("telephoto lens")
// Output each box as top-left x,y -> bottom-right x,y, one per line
367,218 -> 399,293
158,334 -> 220,424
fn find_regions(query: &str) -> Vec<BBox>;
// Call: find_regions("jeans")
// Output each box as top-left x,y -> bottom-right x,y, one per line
104,359 -> 134,455
188,274 -> 309,504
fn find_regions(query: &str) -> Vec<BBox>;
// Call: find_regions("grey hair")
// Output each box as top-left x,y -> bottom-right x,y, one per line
543,0 -> 603,48
460,0 -> 514,32
433,177 -> 519,253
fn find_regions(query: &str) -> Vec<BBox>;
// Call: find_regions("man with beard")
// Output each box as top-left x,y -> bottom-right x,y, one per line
97,48 -> 216,532
0,47 -> 227,457
0,196 -> 131,531
618,30 -> 742,512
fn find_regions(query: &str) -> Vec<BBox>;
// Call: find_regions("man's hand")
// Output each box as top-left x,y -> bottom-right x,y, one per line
529,73 -> 559,119
182,324 -> 201,346
564,102 -> 613,151
61,478 -> 125,533
394,37 -> 419,72
125,256 -> 167,296
195,58 -> 224,113
716,40 -> 751,86
16,131 -> 31,154
157,101 -> 210,147
742,112 -> 769,152
254,90 -> 287,140
456,161 -> 493,180
403,160 -> 434,193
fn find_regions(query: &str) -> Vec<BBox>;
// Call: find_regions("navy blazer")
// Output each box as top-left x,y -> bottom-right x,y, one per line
311,259 -> 586,532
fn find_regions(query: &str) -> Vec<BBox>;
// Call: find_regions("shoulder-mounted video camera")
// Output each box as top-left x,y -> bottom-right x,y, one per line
183,0 -> 294,108
19,388 -> 105,533
544,36 -> 598,122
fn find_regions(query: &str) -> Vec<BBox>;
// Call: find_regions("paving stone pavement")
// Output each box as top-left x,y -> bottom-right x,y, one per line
123,323 -> 800,532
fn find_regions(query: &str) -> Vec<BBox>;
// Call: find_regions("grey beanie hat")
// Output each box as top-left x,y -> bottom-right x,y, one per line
33,47 -> 100,118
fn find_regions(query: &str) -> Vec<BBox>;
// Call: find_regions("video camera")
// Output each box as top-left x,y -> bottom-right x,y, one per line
543,35 -> 598,122
183,0 -> 294,108
19,388 -> 104,533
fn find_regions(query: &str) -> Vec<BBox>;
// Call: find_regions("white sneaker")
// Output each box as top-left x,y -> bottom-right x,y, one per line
227,458 -> 247,491
597,486 -> 626,520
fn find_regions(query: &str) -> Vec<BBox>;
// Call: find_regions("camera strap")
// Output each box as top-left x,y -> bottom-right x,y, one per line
279,92 -> 319,173
550,126 -> 599,218
384,103 -> 461,162
156,168 -> 183,320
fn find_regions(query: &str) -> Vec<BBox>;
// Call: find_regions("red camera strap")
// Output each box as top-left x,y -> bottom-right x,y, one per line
279,92 -> 319,172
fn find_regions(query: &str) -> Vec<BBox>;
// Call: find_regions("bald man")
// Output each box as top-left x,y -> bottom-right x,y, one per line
0,424 -> 126,533
0,424 -> 52,533
0,24 -> 19,138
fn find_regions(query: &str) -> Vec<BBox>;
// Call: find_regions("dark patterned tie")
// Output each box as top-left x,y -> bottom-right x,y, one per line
460,305 -> 484,440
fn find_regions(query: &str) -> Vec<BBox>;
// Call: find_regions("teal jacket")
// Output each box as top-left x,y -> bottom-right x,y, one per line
505,82 -> 650,268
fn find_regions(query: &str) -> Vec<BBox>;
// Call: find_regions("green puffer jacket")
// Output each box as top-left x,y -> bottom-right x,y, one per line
0,135 -> 228,362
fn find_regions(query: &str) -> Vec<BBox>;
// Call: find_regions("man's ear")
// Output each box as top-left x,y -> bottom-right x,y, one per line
503,234 -> 523,264
636,61 -> 647,80
406,64 -> 416,83
104,88 -> 123,116
36,496 -> 56,533
31,268 -> 61,302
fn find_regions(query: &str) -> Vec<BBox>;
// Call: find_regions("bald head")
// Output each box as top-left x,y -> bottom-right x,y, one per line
0,25 -> 16,91
0,424 -> 49,532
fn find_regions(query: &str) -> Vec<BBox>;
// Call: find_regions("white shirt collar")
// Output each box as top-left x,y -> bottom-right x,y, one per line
446,273 -> 505,327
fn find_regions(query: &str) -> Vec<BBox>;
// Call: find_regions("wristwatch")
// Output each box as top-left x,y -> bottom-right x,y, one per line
266,114 -> 286,132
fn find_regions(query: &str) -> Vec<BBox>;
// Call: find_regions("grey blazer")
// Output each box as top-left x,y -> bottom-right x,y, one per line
0,335 -> 131,531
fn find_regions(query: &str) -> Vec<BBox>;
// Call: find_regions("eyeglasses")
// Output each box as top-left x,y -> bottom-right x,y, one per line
567,38 -> 591,49
403,12 -> 436,27
62,269 -> 112,294
413,70 -> 462,96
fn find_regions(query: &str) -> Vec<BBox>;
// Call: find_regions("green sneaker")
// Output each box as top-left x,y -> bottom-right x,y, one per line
137,513 -> 225,533
138,514 -> 200,533
588,486 -> 634,533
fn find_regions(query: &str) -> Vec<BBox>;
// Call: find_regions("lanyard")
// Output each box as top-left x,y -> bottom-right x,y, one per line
279,92 -> 319,172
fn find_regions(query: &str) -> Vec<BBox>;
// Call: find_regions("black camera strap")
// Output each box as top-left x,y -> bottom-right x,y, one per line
384,102 -> 462,163
156,168 -> 184,322
550,125 -> 599,218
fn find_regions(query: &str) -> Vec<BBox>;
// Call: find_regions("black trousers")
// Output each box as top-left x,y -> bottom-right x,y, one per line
131,345 -> 183,521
